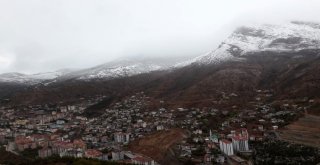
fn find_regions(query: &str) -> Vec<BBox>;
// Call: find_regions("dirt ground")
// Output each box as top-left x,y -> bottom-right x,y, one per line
128,128 -> 187,163
279,114 -> 320,148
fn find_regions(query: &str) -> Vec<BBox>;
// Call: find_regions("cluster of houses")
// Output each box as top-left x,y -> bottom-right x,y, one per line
0,93 -> 159,164
86,93 -> 176,146
0,89 -> 306,165
170,90 -> 303,164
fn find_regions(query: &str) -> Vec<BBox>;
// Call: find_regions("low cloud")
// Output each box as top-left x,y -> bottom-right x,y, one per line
0,0 -> 320,73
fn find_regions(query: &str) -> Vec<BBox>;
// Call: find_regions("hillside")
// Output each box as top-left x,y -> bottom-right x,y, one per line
128,129 -> 187,165
279,114 -> 320,148
1,49 -> 319,117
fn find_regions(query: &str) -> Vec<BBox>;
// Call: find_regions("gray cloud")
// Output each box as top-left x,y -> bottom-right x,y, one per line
0,0 -> 320,73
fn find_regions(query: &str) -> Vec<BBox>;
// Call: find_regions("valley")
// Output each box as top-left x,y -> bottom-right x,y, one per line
1,21 -> 320,164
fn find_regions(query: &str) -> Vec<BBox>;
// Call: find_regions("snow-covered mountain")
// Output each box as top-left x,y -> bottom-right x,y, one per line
0,57 -> 186,84
0,69 -> 74,84
2,21 -> 320,84
60,57 -> 176,80
178,21 -> 320,66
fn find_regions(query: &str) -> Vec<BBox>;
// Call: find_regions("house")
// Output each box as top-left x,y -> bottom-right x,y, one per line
272,125 -> 279,130
67,105 -> 76,111
60,106 -> 68,112
73,139 -> 86,150
193,129 -> 203,135
56,119 -> 66,125
258,125 -> 264,131
14,135 -> 33,151
180,145 -> 192,157
156,125 -> 164,131
204,154 -> 214,163
215,155 -> 225,164
0,120 -> 9,127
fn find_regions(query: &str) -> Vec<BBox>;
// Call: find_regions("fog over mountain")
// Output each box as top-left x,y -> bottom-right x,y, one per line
0,0 -> 320,74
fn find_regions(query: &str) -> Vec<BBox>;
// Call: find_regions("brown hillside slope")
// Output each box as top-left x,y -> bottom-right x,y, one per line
2,49 -> 320,114
279,115 -> 320,148
128,128 -> 187,164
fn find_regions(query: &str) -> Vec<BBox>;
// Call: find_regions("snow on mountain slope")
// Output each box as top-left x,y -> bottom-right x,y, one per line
28,69 -> 75,80
178,21 -> 320,66
60,58 -> 174,80
0,72 -> 32,83
0,57 -> 186,84
3,21 -> 320,83
0,69 -> 74,84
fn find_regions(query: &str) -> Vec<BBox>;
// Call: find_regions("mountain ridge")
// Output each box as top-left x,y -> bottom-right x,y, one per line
177,21 -> 320,66
1,21 -> 320,84
1,21 -> 320,112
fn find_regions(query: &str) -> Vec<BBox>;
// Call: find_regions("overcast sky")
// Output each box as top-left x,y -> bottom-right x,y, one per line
0,0 -> 319,74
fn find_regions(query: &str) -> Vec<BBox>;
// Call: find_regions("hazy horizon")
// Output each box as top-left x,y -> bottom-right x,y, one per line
1,0 -> 320,74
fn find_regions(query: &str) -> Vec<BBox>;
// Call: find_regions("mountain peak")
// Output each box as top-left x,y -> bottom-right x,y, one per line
178,21 -> 320,66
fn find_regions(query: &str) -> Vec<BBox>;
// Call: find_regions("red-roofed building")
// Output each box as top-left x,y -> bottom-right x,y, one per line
14,135 -> 33,151
85,149 -> 103,159
30,134 -> 51,148
73,139 -> 86,150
